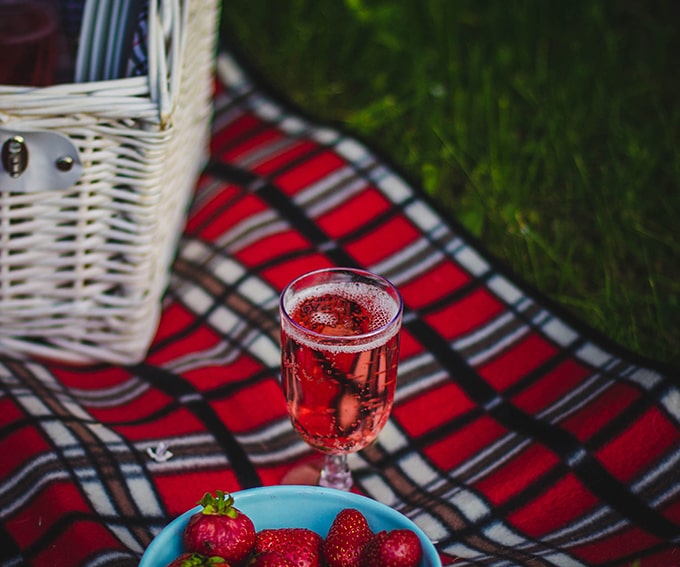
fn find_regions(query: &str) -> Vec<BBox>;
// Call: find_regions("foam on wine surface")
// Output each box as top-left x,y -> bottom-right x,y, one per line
283,281 -> 400,353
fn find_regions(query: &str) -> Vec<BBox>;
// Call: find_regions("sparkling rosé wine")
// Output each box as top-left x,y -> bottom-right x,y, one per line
281,283 -> 401,454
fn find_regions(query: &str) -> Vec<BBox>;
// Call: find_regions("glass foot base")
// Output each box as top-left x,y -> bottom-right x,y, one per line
280,454 -> 353,491
280,458 -> 324,486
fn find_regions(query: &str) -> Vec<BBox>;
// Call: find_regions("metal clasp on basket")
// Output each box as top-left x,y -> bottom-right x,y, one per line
1,136 -> 28,178
0,128 -> 82,191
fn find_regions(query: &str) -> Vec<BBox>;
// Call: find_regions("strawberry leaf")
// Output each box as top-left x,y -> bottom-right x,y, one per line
197,490 -> 238,518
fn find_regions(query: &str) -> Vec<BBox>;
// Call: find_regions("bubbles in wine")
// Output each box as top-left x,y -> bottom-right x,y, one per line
283,282 -> 400,354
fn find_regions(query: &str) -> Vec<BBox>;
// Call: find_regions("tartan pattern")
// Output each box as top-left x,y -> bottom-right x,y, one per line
0,45 -> 678,566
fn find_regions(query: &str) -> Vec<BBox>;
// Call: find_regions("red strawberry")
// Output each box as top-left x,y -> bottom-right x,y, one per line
255,528 -> 323,567
183,491 -> 256,565
249,551 -> 295,566
322,508 -> 374,567
360,529 -> 422,567
166,552 -> 230,567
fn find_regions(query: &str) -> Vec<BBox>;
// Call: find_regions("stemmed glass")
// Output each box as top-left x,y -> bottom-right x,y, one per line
279,267 -> 403,491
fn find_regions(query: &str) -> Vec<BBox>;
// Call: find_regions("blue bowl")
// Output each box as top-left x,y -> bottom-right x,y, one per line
140,485 -> 441,566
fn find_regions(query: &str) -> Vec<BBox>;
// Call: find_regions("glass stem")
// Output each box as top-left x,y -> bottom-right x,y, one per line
319,453 -> 353,491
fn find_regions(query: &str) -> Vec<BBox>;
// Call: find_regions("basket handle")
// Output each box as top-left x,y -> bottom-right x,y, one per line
147,0 -> 185,126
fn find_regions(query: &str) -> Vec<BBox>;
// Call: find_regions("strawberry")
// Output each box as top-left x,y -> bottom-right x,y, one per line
360,529 -> 422,567
255,528 -> 323,567
183,490 -> 256,565
166,552 -> 230,567
322,508 -> 374,567
249,551 -> 295,566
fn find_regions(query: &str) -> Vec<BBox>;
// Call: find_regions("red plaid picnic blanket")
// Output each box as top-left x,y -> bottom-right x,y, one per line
1,43 -> 679,566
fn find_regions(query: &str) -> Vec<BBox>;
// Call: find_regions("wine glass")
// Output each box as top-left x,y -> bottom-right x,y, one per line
279,267 -> 403,491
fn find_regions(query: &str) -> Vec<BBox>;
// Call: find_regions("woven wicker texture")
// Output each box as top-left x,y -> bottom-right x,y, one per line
0,0 -> 219,364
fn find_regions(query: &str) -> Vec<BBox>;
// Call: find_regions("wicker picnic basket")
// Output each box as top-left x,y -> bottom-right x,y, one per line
0,0 -> 220,364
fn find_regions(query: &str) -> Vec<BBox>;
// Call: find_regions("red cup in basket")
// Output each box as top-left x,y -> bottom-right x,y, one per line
0,1 -> 59,86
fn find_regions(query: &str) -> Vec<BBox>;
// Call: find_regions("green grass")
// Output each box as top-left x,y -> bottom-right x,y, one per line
221,0 -> 680,368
